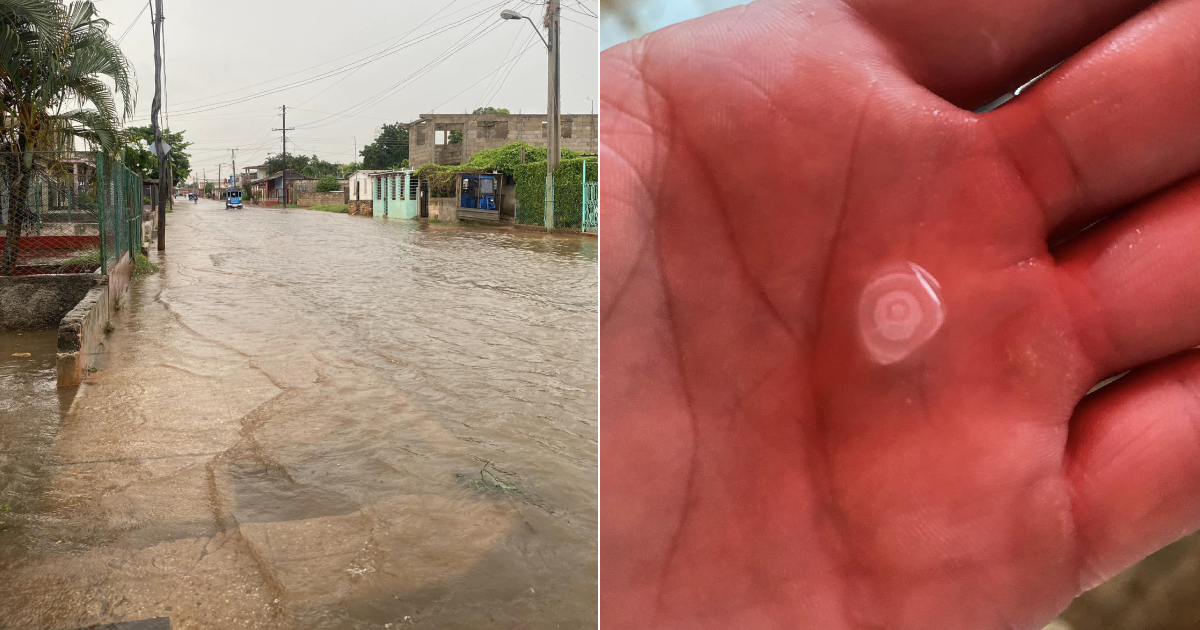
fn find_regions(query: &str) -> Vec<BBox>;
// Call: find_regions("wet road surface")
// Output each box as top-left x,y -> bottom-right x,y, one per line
0,199 -> 598,629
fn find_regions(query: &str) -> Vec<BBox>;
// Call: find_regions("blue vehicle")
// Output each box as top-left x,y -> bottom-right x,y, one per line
225,188 -> 243,209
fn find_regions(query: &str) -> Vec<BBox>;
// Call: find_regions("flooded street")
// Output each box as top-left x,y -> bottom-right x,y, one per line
0,199 -> 598,629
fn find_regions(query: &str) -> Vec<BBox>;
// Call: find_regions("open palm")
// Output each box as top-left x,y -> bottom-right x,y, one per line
601,0 -> 1200,628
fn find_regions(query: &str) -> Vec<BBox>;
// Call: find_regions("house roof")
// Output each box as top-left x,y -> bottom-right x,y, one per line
252,169 -> 315,184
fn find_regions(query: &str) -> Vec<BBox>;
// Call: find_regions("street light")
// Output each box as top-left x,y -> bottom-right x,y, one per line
501,9 -> 549,49
501,4 -> 560,230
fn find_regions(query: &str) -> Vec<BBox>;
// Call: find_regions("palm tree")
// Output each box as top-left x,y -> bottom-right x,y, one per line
0,0 -> 136,275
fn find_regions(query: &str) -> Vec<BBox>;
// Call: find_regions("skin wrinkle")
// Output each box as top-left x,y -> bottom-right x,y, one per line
982,108 -> 1056,242
600,42 -> 673,324
625,30 -> 706,621
1026,88 -> 1089,234
804,83 -> 874,630
1053,260 -> 1125,381
678,122 -> 811,352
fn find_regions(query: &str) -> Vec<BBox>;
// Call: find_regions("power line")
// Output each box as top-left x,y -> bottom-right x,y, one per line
426,35 -> 537,115
480,35 -> 539,108
563,1 -> 596,18
476,25 -> 528,111
169,0 -> 490,109
116,0 -> 150,44
156,1 -> 507,119
294,8 -> 507,128
162,2 -> 169,130
293,0 -> 469,110
561,14 -> 597,31
294,14 -> 507,130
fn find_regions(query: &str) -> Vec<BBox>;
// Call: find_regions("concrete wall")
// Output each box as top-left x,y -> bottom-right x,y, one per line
56,281 -> 107,387
347,200 -> 373,216
0,274 -> 105,331
56,253 -> 132,388
295,191 -> 345,207
429,197 -> 458,222
408,114 -> 599,167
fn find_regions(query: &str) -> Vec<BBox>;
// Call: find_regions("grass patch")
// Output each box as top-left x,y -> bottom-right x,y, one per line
133,252 -> 160,278
57,248 -> 102,272
308,204 -> 348,214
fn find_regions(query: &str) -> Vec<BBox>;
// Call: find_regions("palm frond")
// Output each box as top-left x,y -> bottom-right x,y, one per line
0,0 -> 62,39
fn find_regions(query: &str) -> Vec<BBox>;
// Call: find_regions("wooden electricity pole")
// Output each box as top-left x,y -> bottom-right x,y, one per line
150,0 -> 166,250
544,0 -> 561,230
273,106 -> 293,206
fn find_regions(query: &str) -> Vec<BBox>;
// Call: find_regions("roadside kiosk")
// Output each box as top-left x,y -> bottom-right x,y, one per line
457,173 -> 503,223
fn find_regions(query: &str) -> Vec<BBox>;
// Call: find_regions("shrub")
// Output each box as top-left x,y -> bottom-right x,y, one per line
316,175 -> 341,193
514,157 -> 598,228
415,142 -> 584,198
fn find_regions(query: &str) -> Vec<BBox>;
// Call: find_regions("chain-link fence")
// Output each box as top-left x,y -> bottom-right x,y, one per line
0,151 -> 142,276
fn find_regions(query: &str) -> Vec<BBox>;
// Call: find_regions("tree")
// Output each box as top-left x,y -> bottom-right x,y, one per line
361,123 -> 408,169
0,0 -> 136,275
203,182 -> 214,196
449,107 -> 510,144
121,126 -> 191,186
240,177 -> 254,203
316,175 -> 340,193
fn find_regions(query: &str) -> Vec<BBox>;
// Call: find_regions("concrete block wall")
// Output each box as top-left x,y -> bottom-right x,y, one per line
429,198 -> 458,222
347,200 -> 373,216
409,114 -> 599,166
295,191 -> 346,207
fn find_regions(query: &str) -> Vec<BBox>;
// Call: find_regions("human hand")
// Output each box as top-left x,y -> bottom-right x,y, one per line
601,0 -> 1200,627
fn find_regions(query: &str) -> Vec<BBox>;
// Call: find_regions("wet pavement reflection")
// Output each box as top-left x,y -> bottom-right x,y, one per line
0,199 -> 598,629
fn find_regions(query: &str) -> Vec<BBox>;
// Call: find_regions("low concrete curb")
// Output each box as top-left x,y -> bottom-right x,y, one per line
512,224 -> 598,237
56,253 -> 133,388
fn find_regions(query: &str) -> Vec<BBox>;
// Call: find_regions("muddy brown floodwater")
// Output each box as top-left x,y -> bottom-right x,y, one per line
0,199 -> 598,630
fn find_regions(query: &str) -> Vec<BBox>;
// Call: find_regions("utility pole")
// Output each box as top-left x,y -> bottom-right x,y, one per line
273,106 -> 294,207
231,148 -> 237,188
150,0 -> 166,250
587,96 -> 594,115
544,0 -> 561,230
353,136 -> 357,168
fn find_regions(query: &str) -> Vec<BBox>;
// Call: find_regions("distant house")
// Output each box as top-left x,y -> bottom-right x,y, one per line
243,164 -> 268,183
346,170 -> 385,215
251,169 -> 314,205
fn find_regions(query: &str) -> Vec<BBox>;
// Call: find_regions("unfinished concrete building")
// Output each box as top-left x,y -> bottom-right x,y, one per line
405,113 -> 598,167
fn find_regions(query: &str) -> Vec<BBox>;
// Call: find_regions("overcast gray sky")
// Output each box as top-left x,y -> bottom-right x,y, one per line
98,0 -> 598,182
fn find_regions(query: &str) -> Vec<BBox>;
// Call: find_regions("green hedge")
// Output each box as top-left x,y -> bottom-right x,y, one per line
415,142 -> 586,198
514,157 -> 598,228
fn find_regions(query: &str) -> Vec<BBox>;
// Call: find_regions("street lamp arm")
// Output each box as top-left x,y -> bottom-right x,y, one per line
525,16 -> 550,50
501,9 -> 549,49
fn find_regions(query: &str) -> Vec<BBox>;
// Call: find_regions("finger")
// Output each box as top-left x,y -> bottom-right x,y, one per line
988,0 -> 1200,238
841,0 -> 1152,109
1054,174 -> 1200,376
1065,350 -> 1200,588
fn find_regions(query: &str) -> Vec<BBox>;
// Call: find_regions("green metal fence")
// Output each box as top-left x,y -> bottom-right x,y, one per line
582,160 -> 598,233
0,151 -> 143,276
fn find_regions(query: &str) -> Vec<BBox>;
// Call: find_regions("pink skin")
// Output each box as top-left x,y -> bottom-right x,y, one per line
601,0 -> 1200,628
